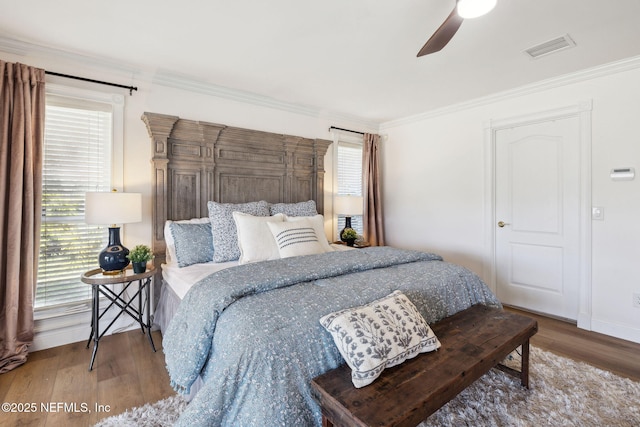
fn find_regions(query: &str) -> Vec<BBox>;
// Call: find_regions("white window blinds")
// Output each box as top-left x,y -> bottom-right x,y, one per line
36,96 -> 113,308
337,141 -> 363,235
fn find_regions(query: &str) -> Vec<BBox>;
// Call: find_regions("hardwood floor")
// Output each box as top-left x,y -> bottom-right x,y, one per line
505,306 -> 640,382
1,310 -> 639,427
0,330 -> 174,427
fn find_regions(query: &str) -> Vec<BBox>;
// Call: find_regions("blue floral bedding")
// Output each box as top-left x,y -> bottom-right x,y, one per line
163,246 -> 501,426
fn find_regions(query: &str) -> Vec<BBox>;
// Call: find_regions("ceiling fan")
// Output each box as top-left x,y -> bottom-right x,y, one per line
417,0 -> 497,57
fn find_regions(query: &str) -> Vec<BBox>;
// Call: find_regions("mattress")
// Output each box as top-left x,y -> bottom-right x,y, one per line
162,260 -> 238,300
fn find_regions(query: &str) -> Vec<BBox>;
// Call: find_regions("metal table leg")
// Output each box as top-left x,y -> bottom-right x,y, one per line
82,266 -> 157,370
143,277 -> 156,352
88,284 -> 100,371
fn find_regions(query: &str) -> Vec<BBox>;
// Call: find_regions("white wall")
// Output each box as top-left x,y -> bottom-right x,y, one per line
380,62 -> 640,344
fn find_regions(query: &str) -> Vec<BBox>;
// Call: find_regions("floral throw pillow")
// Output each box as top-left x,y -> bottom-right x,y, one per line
319,290 -> 441,388
269,200 -> 317,217
207,200 -> 270,262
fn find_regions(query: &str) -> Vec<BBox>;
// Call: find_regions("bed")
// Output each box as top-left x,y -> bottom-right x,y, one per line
141,113 -> 501,427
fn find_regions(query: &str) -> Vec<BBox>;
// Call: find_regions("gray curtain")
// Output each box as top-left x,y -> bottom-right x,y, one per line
363,133 -> 384,246
0,61 -> 45,373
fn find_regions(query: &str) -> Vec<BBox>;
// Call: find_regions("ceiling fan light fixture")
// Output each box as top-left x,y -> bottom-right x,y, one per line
457,0 -> 497,19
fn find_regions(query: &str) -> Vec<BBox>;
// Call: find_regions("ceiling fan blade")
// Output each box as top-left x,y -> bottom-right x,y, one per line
417,7 -> 464,57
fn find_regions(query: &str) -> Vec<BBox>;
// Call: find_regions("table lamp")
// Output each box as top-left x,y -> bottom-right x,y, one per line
85,190 -> 142,273
334,195 -> 363,243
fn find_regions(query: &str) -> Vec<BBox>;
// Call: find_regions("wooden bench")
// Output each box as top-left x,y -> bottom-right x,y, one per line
311,304 -> 538,427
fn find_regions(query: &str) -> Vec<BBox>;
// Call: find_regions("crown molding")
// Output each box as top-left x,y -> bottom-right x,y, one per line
151,70 -> 380,130
10,32 -> 635,133
380,55 -> 640,130
0,34 -> 141,76
0,33 -> 378,130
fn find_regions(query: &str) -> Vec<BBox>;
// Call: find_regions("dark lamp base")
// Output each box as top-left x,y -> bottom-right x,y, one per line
339,216 -> 353,243
99,227 -> 130,273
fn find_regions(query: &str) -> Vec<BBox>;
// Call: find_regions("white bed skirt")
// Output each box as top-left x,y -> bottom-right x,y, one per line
153,280 -> 182,334
153,280 -> 203,400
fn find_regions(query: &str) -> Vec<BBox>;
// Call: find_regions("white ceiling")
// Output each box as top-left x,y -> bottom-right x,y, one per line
2,0 -> 640,125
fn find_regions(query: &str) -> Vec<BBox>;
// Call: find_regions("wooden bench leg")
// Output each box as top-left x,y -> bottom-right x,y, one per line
495,340 -> 531,388
521,339 -> 530,388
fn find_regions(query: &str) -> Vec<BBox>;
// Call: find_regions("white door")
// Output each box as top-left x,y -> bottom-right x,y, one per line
495,116 -> 581,320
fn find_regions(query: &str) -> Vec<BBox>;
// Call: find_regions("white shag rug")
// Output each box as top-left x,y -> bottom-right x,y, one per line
95,347 -> 640,427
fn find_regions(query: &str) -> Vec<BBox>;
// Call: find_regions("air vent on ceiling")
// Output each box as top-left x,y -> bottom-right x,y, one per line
524,34 -> 576,59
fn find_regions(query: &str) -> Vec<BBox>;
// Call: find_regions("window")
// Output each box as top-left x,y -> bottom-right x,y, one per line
335,139 -> 363,236
36,87 -> 123,311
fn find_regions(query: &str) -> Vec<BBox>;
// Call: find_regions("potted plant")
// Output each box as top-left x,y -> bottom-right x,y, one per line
341,228 -> 358,247
127,244 -> 154,273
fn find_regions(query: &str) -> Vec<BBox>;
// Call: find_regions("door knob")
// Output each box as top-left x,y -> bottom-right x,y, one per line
498,221 -> 509,228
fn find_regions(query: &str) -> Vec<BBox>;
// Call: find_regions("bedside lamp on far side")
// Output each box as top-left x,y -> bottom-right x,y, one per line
334,195 -> 363,243
85,190 -> 142,274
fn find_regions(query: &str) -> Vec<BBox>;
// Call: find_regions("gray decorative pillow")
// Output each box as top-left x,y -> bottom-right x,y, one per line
207,200 -> 270,262
164,217 -> 210,265
169,222 -> 214,268
320,290 -> 441,388
269,200 -> 317,217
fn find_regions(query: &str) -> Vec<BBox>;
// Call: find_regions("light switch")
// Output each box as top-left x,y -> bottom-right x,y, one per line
592,206 -> 604,220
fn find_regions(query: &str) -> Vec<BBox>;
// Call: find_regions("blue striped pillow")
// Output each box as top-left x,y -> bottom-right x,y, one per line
267,218 -> 327,258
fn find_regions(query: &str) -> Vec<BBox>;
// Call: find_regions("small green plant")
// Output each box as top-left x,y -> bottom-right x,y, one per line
341,228 -> 358,240
127,244 -> 154,263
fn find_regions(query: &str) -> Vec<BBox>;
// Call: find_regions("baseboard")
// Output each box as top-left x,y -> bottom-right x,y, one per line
591,318 -> 640,344
32,309 -> 142,352
577,312 -> 592,331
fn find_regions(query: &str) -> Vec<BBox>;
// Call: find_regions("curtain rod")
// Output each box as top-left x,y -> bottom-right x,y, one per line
329,126 -> 364,136
45,71 -> 138,95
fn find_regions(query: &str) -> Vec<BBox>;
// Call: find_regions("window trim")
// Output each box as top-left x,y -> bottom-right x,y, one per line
331,130 -> 363,240
35,84 -> 124,319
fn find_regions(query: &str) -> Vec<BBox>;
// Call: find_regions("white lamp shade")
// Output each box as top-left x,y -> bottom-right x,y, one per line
85,192 -> 142,225
334,195 -> 363,216
457,0 -> 497,19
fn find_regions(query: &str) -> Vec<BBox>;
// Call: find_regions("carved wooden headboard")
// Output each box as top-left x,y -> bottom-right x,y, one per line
141,112 -> 332,268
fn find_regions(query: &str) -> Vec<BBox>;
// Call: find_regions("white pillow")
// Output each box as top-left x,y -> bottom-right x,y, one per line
284,214 -> 332,253
320,290 -> 441,388
233,212 -> 285,264
164,217 -> 210,265
267,218 -> 328,258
